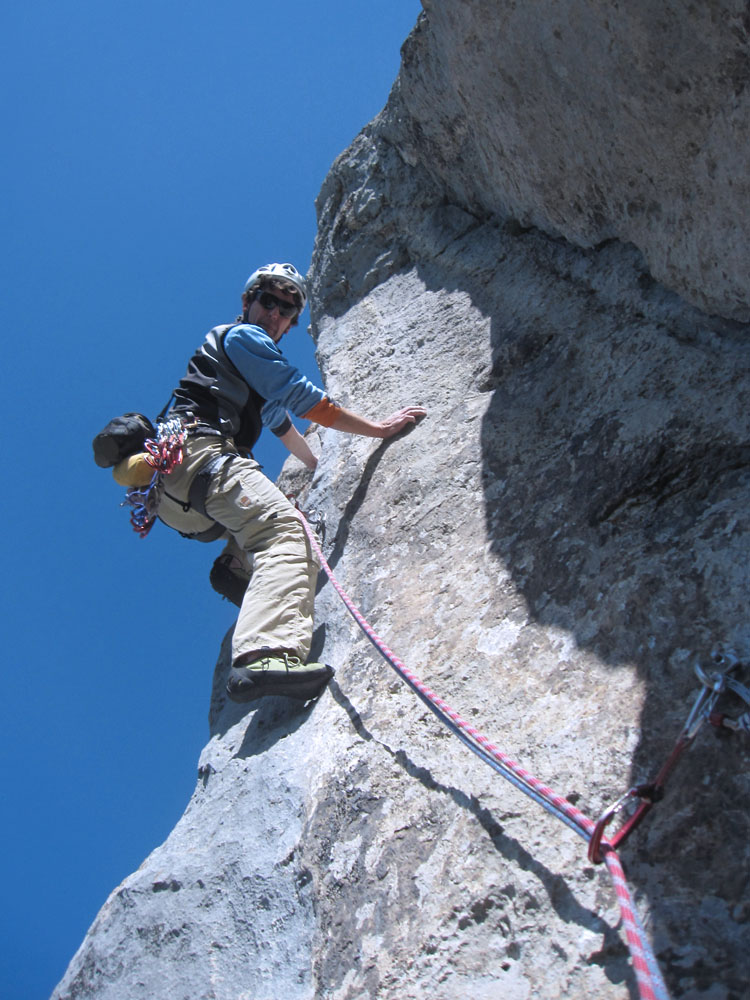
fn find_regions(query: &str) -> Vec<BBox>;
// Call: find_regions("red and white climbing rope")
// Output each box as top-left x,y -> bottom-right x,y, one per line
298,512 -> 669,1000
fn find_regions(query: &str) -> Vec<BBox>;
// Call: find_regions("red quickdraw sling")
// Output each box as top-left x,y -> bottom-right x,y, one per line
588,647 -> 750,863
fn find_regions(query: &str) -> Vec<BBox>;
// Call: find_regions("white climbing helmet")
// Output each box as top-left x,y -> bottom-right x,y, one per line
243,262 -> 308,311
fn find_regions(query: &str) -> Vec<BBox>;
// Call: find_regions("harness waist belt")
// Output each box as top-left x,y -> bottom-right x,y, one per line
188,453 -> 236,518
160,450 -> 237,542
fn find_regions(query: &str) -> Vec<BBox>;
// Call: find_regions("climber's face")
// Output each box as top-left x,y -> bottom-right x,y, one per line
243,286 -> 299,342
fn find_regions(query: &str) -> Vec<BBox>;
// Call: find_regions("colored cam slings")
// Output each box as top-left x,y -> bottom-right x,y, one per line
122,415 -> 186,537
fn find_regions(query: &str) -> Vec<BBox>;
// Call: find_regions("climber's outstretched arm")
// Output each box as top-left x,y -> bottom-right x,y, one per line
330,405 -> 426,440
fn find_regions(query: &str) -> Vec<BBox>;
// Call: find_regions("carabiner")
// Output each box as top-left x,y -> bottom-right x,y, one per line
683,646 -> 740,739
588,788 -> 638,863
589,645 -> 746,862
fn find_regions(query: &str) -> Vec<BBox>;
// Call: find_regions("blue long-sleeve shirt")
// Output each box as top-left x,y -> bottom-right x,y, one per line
224,324 -> 325,432
172,322 -> 338,453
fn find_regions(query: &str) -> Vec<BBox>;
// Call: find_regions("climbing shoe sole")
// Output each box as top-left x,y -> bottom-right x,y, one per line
226,664 -> 334,704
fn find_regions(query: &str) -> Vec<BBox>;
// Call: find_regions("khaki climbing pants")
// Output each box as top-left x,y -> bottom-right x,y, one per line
158,435 -> 319,666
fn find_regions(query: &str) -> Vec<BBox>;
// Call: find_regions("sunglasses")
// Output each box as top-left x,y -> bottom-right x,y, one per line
255,290 -> 299,318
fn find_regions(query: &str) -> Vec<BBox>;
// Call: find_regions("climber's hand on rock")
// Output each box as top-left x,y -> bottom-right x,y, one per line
377,406 -> 427,438
330,405 -> 426,439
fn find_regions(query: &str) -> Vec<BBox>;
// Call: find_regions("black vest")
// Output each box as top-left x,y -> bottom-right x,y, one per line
171,324 -> 266,452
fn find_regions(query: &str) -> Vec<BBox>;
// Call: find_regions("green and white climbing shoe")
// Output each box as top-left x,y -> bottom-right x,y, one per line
226,652 -> 334,704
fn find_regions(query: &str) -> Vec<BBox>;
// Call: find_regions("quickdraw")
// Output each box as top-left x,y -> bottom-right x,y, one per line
588,647 -> 750,864
122,415 -> 187,537
142,414 -> 188,475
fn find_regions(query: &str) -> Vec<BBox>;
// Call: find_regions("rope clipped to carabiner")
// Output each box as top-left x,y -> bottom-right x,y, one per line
588,647 -> 750,863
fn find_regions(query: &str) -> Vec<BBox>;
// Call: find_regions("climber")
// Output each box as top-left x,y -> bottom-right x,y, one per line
153,262 -> 426,704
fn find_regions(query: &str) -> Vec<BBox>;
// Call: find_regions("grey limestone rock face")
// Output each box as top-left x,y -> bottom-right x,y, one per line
56,3 -> 750,999
384,0 -> 750,322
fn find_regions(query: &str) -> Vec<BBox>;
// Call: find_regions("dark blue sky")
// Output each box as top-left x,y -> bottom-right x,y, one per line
1,3 -> 421,996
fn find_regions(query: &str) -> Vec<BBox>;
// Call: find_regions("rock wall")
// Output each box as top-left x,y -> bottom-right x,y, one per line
382,0 -> 750,322
55,3 -> 750,998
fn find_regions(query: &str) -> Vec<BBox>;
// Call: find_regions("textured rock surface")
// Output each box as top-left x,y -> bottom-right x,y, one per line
383,0 -> 750,322
55,3 -> 750,998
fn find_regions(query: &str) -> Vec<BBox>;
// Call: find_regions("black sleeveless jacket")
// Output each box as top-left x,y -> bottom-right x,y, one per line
171,324 -> 290,451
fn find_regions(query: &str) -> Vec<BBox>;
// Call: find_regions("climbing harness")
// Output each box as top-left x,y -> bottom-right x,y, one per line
185,453 -> 236,519
122,414 -> 187,537
120,412 -> 237,540
142,413 -> 187,474
589,647 -> 750,864
296,511 -> 748,1000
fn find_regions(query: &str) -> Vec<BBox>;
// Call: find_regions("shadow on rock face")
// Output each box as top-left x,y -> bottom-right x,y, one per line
308,181 -> 750,989
409,218 -> 750,996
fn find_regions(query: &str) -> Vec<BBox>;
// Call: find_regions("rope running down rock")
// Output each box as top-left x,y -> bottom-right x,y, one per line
298,510 -> 669,1000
